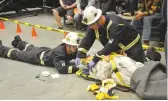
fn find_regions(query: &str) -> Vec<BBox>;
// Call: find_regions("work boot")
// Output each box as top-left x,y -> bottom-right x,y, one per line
56,26 -> 63,29
145,47 -> 161,61
11,35 -> 22,48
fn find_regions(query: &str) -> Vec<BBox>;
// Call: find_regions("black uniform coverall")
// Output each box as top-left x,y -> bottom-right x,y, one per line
77,14 -> 145,63
0,41 -> 78,74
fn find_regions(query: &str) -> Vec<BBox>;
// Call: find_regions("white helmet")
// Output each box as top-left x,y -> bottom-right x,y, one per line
82,6 -> 102,25
62,32 -> 80,46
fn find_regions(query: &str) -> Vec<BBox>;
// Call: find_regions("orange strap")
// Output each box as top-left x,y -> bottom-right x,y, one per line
74,8 -> 80,14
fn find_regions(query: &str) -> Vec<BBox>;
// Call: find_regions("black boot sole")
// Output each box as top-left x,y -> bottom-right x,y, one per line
14,35 -> 21,41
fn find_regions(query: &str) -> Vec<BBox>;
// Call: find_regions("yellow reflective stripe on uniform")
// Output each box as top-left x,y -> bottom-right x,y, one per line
142,45 -> 165,52
118,24 -> 124,26
40,51 -> 46,65
68,66 -> 73,73
106,20 -> 113,39
78,48 -> 88,53
111,60 -> 129,87
7,49 -> 14,58
23,44 -> 31,51
118,43 -> 126,50
96,54 -> 104,59
95,30 -> 99,40
124,34 -> 140,51
118,34 -> 140,51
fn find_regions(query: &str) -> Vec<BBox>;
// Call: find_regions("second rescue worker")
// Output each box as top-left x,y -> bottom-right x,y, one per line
75,6 -> 145,70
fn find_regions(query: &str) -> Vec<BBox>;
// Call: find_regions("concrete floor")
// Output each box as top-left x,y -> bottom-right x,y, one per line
0,13 -> 165,100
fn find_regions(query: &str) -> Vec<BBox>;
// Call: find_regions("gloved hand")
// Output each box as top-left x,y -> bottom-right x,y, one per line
88,60 -> 95,70
75,58 -> 81,67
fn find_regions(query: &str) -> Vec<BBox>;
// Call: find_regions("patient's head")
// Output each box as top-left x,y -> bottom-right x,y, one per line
145,47 -> 161,61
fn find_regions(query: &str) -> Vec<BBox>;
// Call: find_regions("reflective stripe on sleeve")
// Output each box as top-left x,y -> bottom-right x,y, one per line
95,30 -> 99,40
95,54 -> 104,59
40,51 -> 46,65
68,66 -> 73,73
106,20 -> 113,39
23,44 -> 31,51
78,48 -> 88,54
7,49 -> 15,58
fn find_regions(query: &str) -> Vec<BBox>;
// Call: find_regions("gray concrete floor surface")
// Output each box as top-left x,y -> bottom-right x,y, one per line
0,13 -> 165,100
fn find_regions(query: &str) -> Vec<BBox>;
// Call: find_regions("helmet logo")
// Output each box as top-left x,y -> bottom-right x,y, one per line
94,13 -> 97,17
66,37 -> 70,42
83,18 -> 88,23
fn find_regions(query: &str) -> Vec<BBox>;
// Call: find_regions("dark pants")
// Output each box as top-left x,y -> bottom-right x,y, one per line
164,33 -> 167,64
126,40 -> 145,63
56,6 -> 74,17
125,0 -> 138,15
0,41 -> 46,65
131,13 -> 162,41
159,20 -> 167,43
96,0 -> 116,15
74,13 -> 83,29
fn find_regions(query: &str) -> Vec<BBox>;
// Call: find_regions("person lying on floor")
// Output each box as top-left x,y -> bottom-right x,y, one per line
78,52 -> 144,87
0,32 -> 80,74
77,48 -> 161,87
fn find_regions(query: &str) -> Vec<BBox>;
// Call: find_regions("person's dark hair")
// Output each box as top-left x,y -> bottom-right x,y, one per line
145,47 -> 161,61
80,0 -> 88,10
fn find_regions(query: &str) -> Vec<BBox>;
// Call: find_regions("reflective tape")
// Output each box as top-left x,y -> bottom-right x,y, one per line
13,20 -> 19,23
78,48 -> 88,54
24,22 -> 31,26
95,54 -> 104,59
23,44 -> 31,51
0,17 -> 84,37
68,66 -> 73,73
34,25 -> 41,28
47,27 -> 53,30
118,34 -> 140,51
106,20 -> 112,39
7,49 -> 15,58
40,51 -> 46,65
95,30 -> 99,40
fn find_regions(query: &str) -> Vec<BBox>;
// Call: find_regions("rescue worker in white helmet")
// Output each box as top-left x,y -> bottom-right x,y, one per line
75,6 -> 145,70
0,32 -> 80,74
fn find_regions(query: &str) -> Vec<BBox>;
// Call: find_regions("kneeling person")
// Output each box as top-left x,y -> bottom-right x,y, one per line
0,32 -> 80,74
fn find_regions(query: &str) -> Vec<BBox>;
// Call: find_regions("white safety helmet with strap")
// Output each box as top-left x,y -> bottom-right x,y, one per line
82,6 -> 102,25
62,32 -> 80,46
